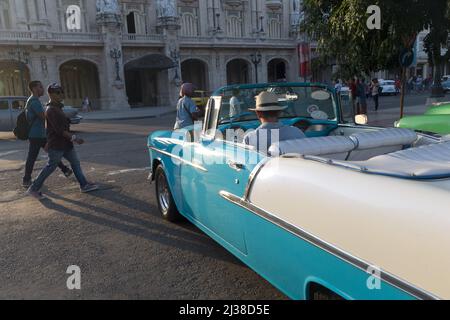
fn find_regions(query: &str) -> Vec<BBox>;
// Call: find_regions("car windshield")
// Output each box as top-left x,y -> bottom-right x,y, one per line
215,85 -> 337,124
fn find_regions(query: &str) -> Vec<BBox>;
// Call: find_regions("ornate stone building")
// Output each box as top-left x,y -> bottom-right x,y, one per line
0,0 -> 304,110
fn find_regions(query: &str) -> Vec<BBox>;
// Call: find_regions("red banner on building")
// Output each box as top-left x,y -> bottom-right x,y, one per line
298,42 -> 311,79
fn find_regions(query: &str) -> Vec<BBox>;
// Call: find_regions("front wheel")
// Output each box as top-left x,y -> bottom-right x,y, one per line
155,165 -> 181,222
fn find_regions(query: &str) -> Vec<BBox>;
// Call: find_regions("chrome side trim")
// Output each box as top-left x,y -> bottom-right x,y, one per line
243,157 -> 271,201
148,146 -> 208,172
220,190 -> 439,301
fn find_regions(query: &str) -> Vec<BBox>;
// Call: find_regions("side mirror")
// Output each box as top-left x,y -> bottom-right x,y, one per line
355,114 -> 368,125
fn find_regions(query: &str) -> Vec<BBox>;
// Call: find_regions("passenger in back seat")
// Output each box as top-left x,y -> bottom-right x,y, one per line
243,92 -> 306,154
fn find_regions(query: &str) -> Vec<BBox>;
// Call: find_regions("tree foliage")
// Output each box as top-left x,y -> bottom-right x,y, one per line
302,0 -> 448,79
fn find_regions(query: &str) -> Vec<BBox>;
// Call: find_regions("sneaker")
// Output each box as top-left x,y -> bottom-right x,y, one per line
22,180 -> 32,188
80,183 -> 99,193
26,189 -> 46,200
64,168 -> 73,178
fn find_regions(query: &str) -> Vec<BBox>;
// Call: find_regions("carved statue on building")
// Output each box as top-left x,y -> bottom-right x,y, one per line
156,0 -> 177,18
96,0 -> 120,15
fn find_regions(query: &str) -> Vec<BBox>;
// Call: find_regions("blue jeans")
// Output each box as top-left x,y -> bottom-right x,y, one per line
23,138 -> 69,182
30,148 -> 88,192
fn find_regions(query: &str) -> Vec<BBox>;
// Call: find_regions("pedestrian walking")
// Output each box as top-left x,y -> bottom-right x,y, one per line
81,96 -> 92,113
356,78 -> 368,115
334,79 -> 343,93
174,83 -> 203,130
27,83 -> 98,200
349,78 -> 358,116
371,78 -> 380,111
22,81 -> 72,188
229,89 -> 241,118
416,76 -> 423,93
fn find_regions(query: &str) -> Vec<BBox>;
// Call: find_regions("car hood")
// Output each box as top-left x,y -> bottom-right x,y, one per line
425,103 -> 450,115
396,114 -> 450,135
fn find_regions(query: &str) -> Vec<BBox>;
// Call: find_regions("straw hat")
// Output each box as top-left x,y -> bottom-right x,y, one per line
249,91 -> 287,112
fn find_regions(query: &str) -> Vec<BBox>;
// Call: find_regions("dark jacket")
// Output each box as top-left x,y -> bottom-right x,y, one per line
45,101 -> 73,151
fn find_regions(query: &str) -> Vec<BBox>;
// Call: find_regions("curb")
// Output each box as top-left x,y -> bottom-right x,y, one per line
83,110 -> 177,122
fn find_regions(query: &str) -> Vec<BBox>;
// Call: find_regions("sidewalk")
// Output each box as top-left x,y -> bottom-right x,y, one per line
81,106 -> 176,121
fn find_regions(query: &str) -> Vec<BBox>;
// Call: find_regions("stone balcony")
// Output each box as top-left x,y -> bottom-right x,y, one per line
0,30 -> 104,46
0,29 -> 297,50
121,33 -> 166,47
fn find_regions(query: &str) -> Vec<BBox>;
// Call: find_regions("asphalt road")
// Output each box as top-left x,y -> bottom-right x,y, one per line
0,115 -> 287,300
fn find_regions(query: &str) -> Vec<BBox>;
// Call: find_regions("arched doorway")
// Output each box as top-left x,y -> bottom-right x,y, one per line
268,59 -> 287,82
0,60 -> 30,96
227,59 -> 250,85
125,54 -> 175,107
181,59 -> 208,91
59,60 -> 100,109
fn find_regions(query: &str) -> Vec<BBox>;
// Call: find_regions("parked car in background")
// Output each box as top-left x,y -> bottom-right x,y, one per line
395,101 -> 450,135
191,90 -> 210,108
379,80 -> 399,95
0,96 -> 83,131
441,80 -> 450,93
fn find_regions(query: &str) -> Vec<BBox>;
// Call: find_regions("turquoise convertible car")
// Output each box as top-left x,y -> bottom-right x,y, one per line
148,83 -> 450,300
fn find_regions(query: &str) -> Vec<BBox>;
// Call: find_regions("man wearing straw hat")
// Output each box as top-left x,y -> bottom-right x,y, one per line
243,91 -> 305,154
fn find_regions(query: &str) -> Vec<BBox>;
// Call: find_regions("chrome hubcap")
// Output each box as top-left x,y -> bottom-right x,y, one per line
157,173 -> 170,212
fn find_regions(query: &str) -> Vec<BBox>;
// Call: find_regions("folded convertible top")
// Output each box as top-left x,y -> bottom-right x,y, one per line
303,141 -> 450,180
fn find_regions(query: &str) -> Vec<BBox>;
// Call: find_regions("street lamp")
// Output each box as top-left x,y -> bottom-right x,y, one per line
250,52 -> 262,83
8,41 -> 30,97
110,48 -> 122,82
170,49 -> 181,84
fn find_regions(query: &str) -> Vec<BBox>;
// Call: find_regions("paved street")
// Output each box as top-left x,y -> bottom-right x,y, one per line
0,115 -> 287,300
0,92 -> 445,300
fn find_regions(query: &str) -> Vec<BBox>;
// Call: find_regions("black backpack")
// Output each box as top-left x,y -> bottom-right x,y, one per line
13,110 -> 34,140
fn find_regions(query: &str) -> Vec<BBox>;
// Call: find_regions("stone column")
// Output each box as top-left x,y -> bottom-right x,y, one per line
97,13 -> 130,110
260,53 -> 268,83
13,0 -> 28,29
157,0 -> 182,108
199,0 -> 208,36
36,0 -> 48,23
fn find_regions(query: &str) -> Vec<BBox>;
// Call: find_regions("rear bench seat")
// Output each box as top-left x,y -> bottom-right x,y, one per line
329,141 -> 450,179
347,128 -> 418,161
269,136 -> 356,160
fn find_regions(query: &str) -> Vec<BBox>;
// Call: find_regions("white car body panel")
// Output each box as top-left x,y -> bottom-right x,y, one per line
249,157 -> 450,299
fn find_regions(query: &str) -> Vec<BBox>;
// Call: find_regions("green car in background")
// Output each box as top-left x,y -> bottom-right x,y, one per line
395,102 -> 450,135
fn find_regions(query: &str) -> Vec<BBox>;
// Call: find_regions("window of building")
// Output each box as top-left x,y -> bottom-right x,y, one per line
0,0 -> 11,29
180,6 -> 199,37
127,12 -> 137,34
59,0 -> 88,32
226,10 -> 243,38
268,13 -> 282,39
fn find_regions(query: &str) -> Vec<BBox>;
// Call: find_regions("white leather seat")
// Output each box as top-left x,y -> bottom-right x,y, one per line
328,142 -> 450,179
387,141 -> 450,163
347,128 -> 418,161
269,136 -> 356,160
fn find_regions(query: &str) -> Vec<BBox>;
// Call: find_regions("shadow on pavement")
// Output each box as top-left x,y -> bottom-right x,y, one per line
41,189 -> 243,266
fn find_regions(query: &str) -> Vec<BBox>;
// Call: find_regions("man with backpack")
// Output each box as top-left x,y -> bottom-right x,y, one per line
21,81 -> 72,188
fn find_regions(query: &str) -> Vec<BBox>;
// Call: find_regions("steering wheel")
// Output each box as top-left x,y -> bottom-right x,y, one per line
293,119 -> 313,132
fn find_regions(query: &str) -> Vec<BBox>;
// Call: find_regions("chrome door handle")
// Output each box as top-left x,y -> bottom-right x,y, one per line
228,161 -> 245,171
